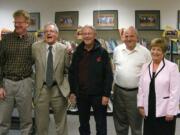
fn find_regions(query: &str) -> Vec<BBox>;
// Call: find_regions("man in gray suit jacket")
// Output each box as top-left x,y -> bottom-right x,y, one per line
32,22 -> 70,135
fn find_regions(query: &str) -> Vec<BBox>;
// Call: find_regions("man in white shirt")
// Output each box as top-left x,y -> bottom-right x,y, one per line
113,26 -> 151,135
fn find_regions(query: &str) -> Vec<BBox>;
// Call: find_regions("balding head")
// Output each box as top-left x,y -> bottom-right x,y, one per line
124,26 -> 138,50
124,26 -> 138,38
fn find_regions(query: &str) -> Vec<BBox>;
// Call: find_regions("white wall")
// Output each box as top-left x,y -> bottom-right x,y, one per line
0,0 -> 180,30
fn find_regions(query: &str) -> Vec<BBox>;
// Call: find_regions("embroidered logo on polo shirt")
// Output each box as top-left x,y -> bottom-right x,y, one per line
96,56 -> 102,62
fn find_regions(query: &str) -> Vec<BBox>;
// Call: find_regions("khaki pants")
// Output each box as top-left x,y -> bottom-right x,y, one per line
0,78 -> 33,135
35,85 -> 68,135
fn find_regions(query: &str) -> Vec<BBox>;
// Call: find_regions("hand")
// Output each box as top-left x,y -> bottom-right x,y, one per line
165,115 -> 174,122
69,93 -> 76,104
102,96 -> 109,106
0,87 -> 6,100
138,107 -> 145,118
66,45 -> 73,55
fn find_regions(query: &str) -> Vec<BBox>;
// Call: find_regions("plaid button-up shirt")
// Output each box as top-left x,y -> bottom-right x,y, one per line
0,32 -> 36,86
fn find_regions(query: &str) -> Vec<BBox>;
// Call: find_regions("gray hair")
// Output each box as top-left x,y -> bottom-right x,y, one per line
126,26 -> 139,38
43,22 -> 59,33
82,25 -> 97,34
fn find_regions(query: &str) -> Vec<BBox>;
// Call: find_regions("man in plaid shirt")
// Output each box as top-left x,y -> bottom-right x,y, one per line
0,10 -> 36,135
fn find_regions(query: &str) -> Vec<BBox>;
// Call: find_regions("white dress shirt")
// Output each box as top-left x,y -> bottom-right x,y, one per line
113,43 -> 151,88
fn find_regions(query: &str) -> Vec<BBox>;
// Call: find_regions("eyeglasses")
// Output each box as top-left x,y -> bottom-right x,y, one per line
44,30 -> 57,34
82,32 -> 94,36
13,21 -> 27,24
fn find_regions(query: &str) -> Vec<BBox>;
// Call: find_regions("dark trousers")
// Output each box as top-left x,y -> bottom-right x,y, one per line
77,94 -> 107,135
143,116 -> 176,135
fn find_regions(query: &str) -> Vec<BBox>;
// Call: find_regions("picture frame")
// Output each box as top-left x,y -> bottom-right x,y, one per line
93,10 -> 118,30
135,10 -> 160,30
27,12 -> 40,32
177,10 -> 180,29
55,11 -> 79,30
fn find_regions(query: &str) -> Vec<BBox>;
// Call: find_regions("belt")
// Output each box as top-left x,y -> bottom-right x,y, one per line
5,75 -> 30,81
43,81 -> 57,87
115,84 -> 138,91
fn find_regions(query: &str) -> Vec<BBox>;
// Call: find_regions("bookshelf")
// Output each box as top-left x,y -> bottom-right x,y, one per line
166,39 -> 180,71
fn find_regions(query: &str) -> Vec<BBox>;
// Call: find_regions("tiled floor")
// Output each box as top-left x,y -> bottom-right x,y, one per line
8,115 -> 180,135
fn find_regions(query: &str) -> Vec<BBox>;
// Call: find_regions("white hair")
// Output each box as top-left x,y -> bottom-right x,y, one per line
82,25 -> 97,34
43,22 -> 59,33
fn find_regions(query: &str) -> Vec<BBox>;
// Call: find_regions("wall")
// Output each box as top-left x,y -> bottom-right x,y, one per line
0,0 -> 180,30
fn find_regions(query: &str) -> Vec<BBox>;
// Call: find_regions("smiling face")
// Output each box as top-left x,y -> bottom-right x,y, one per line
124,27 -> 138,50
14,16 -> 29,35
150,38 -> 167,63
82,26 -> 96,47
151,46 -> 164,63
44,25 -> 58,45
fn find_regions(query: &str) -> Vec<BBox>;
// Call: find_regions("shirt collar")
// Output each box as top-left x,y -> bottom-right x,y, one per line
122,43 -> 140,53
46,42 -> 57,52
14,31 -> 28,39
133,43 -> 140,51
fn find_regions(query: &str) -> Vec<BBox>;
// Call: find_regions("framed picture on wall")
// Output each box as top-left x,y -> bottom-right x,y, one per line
135,10 -> 160,30
93,10 -> 118,30
55,11 -> 79,30
177,10 -> 180,29
27,12 -> 40,32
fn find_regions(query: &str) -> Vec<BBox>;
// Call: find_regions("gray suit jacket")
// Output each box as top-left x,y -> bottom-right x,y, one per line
32,41 -> 70,103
